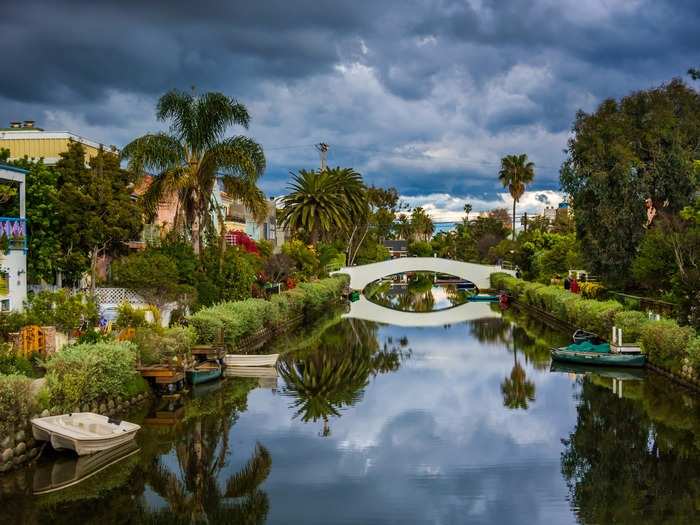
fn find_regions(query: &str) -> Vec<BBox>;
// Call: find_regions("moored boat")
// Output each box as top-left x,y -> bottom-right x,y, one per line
223,353 -> 279,367
185,361 -> 222,385
467,294 -> 499,302
551,340 -> 646,368
32,413 -> 140,456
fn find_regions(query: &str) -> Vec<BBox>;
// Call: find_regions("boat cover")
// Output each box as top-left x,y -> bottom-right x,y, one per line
567,341 -> 610,353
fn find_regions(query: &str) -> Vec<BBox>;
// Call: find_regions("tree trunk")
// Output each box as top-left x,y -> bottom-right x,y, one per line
512,198 -> 517,241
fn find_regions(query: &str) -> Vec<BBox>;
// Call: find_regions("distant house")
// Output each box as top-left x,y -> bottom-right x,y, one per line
383,240 -> 408,258
0,121 -> 113,165
0,164 -> 27,311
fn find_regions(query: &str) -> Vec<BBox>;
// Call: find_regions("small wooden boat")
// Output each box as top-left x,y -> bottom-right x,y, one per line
186,361 -> 222,385
467,294 -> 498,302
551,341 -> 646,368
224,365 -> 279,388
33,440 -> 140,495
32,413 -> 140,456
223,353 -> 279,367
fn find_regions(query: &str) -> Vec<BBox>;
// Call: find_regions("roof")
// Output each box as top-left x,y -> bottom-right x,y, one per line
0,163 -> 28,174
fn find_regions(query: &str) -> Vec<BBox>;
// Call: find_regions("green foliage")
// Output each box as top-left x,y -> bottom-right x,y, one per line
640,320 -> 696,372
281,240 -> 320,279
24,290 -> 99,332
499,153 -> 535,238
115,302 -> 147,328
561,79 -> 700,286
613,311 -> 650,343
631,226 -> 677,292
55,142 -> 142,284
0,343 -> 34,376
408,241 -> 433,257
112,249 -> 194,309
0,374 -> 35,434
132,326 -> 196,366
188,276 -> 347,345
44,341 -> 145,409
579,282 -> 605,299
5,156 -> 62,283
194,244 -> 258,306
353,240 -> 389,265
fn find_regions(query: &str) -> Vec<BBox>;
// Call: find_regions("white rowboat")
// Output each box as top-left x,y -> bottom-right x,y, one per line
32,413 -> 140,456
223,353 -> 279,367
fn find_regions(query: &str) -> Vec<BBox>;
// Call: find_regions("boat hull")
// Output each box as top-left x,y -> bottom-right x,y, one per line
551,348 -> 646,368
223,353 -> 279,367
186,365 -> 222,385
32,413 -> 140,456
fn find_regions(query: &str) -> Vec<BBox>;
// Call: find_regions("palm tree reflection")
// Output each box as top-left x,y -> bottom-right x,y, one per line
279,319 -> 410,436
501,347 -> 536,410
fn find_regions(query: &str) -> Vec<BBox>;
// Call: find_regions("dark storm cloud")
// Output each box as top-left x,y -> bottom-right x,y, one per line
1,0 -> 699,201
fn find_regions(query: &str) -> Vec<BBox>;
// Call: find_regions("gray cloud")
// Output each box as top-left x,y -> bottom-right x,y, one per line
1,0 -> 698,199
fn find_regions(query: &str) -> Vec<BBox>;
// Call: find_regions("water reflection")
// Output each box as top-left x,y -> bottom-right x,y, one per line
3,309 -> 700,523
365,272 -> 474,312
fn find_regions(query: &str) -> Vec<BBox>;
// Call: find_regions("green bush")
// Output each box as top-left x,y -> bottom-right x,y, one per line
0,343 -> 34,376
188,276 -> 348,345
613,311 -> 650,343
115,302 -> 147,329
0,374 -> 35,434
24,290 -> 99,332
44,341 -> 145,409
640,320 -> 696,372
132,326 -> 196,366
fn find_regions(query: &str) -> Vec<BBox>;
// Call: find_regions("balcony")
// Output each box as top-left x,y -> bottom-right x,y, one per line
225,214 -> 246,224
0,217 -> 27,252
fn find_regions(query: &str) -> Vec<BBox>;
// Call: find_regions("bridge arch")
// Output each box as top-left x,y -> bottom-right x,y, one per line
331,257 -> 514,291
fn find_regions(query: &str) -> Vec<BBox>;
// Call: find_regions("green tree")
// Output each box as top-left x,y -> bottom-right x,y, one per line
463,203 -> 472,220
1,152 -> 62,284
122,89 -> 266,253
409,207 -> 434,241
560,79 -> 700,286
112,250 -> 194,313
500,348 -> 536,410
55,142 -> 142,288
280,167 -> 366,245
499,153 -> 535,241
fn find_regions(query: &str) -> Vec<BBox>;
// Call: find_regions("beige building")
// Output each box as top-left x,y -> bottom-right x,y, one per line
0,121 -> 113,165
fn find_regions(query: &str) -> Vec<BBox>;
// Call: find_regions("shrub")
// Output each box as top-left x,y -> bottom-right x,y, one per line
0,374 -> 35,434
579,282 -> 605,299
0,343 -> 34,376
640,320 -> 695,371
132,326 -> 196,366
115,302 -> 147,329
613,311 -> 650,343
188,276 -> 348,345
24,290 -> 99,332
44,341 -> 145,409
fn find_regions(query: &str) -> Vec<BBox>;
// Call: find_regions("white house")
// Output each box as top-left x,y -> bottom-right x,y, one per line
0,164 -> 27,311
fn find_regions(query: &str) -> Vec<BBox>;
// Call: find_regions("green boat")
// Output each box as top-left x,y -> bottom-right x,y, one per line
467,294 -> 499,302
186,362 -> 223,385
551,340 -> 646,368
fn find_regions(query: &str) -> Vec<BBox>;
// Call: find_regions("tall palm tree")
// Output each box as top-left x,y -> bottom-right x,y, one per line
498,154 -> 535,241
122,89 -> 267,253
279,167 -> 366,245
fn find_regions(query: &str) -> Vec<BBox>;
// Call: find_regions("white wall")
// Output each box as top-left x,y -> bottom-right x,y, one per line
2,249 -> 27,311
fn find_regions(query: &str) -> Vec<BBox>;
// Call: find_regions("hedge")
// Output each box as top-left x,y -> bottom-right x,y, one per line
44,341 -> 148,410
0,374 -> 35,434
491,272 -> 700,374
189,276 -> 348,345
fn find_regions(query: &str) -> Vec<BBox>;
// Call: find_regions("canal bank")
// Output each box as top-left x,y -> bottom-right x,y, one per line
3,281 -> 700,523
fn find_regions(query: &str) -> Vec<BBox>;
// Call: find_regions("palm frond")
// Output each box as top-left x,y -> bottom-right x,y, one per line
156,90 -> 196,146
121,133 -> 186,174
224,443 -> 272,498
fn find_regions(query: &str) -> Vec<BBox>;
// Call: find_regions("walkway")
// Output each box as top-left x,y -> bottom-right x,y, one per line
331,257 -> 514,291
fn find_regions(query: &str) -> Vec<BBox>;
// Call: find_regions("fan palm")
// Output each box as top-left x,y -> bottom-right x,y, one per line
498,154 -> 535,240
279,167 -> 366,245
121,89 -> 266,253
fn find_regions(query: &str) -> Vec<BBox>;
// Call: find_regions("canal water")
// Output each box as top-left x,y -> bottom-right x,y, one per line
3,280 -> 700,524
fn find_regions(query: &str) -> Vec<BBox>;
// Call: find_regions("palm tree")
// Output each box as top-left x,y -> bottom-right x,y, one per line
463,203 -> 472,221
279,167 -> 366,245
122,89 -> 267,253
498,154 -> 535,241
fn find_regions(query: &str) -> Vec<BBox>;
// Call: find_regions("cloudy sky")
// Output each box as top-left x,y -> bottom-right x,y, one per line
3,0 -> 699,219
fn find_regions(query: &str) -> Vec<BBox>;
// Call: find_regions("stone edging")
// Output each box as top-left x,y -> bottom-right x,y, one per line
0,391 -> 152,474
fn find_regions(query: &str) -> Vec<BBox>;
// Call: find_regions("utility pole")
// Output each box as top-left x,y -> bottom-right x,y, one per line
315,143 -> 329,171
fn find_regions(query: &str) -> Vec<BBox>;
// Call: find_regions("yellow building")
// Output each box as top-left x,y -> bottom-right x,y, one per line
0,121 -> 115,165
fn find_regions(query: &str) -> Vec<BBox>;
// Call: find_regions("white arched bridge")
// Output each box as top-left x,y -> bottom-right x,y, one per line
331,257 -> 513,291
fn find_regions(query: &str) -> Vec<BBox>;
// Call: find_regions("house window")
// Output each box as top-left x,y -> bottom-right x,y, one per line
1,299 -> 10,312
267,221 -> 276,241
